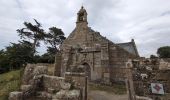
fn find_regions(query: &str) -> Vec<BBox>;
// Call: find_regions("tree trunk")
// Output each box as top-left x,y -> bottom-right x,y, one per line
33,39 -> 37,56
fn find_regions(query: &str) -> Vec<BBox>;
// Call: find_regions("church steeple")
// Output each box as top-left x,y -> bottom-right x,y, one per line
76,6 -> 88,27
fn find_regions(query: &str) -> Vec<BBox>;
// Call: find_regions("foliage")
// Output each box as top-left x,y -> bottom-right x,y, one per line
34,53 -> 55,64
46,27 -> 66,54
0,40 -> 34,71
0,40 -> 56,71
157,46 -> 170,58
0,20 -> 66,73
150,55 -> 158,59
0,69 -> 23,100
17,19 -> 46,55
0,50 -> 9,71
6,41 -> 34,69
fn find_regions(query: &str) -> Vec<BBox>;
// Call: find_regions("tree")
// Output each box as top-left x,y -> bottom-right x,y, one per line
5,40 -> 34,69
0,40 -> 35,72
157,46 -> 170,58
150,55 -> 158,59
17,19 -> 46,55
0,49 -> 9,71
46,27 -> 66,55
33,52 -> 55,64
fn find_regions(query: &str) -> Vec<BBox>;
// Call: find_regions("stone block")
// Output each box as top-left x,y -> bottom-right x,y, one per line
33,66 -> 48,76
43,75 -> 71,90
8,91 -> 23,100
47,88 -> 55,94
22,64 -> 48,85
20,85 -> 32,92
36,91 -> 52,99
54,90 -> 80,100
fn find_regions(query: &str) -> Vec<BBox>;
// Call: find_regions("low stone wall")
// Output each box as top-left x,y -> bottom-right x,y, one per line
9,92 -> 23,100
32,63 -> 55,75
43,75 -> 71,91
9,64 -> 84,100
22,64 -> 48,85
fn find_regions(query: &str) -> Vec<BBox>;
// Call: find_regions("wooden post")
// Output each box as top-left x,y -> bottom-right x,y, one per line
85,76 -> 88,100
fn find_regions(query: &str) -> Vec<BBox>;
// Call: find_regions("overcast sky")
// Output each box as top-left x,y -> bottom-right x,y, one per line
0,0 -> 170,57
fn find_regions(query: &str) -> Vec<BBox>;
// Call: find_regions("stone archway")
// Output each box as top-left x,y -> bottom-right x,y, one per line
80,62 -> 91,80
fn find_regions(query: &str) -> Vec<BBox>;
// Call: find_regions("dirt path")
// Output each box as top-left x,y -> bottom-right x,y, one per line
88,90 -> 128,100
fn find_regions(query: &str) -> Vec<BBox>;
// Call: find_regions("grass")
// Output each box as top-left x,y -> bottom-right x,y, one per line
89,83 -> 127,95
0,69 -> 23,100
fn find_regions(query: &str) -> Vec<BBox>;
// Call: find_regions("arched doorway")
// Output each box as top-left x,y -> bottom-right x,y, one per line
78,62 -> 91,80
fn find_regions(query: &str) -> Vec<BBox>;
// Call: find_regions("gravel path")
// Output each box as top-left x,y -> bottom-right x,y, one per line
88,90 -> 128,100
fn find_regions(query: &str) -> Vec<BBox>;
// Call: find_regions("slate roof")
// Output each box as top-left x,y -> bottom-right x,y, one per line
116,40 -> 139,57
89,27 -> 139,57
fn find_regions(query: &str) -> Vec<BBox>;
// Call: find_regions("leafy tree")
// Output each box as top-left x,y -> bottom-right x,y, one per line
45,27 -> 66,66
46,27 -> 66,55
0,50 -> 9,70
33,55 -> 41,63
157,46 -> 170,58
40,53 -> 55,63
0,21 -> 66,73
33,53 -> 54,64
17,19 -> 46,55
150,55 -> 158,59
5,41 -> 34,69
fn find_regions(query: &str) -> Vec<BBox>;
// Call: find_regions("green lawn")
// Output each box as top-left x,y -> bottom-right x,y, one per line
0,69 -> 23,100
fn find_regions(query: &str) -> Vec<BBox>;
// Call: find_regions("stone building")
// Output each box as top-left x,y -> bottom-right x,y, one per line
55,6 -> 139,83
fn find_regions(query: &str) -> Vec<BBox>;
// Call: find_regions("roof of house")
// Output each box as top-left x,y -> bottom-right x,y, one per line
90,27 -> 139,57
116,39 -> 139,57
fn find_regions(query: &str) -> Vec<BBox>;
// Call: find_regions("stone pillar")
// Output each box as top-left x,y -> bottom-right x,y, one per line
54,52 -> 62,76
125,60 -> 136,100
65,72 -> 88,100
61,46 -> 72,77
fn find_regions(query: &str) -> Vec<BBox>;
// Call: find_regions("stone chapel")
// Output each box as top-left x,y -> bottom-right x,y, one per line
55,6 -> 139,83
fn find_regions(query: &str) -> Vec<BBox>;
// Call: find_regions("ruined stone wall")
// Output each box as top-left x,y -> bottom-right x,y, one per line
159,58 -> 170,70
28,63 -> 55,75
9,64 -> 85,100
131,58 -> 170,99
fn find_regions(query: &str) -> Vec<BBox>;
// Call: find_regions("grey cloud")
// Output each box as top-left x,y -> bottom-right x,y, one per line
0,0 -> 170,57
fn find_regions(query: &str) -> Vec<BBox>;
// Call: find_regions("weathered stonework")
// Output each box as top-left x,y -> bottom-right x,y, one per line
55,6 -> 139,83
9,92 -> 23,100
9,64 -> 86,100
131,58 -> 170,100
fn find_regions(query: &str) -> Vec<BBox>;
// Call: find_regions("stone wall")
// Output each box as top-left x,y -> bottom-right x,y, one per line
109,44 -> 137,82
159,58 -> 170,70
9,64 -> 85,100
58,40 -> 138,83
131,58 -> 170,100
65,72 -> 88,100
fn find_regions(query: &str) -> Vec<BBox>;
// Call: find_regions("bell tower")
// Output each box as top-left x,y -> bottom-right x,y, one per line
76,6 -> 88,27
